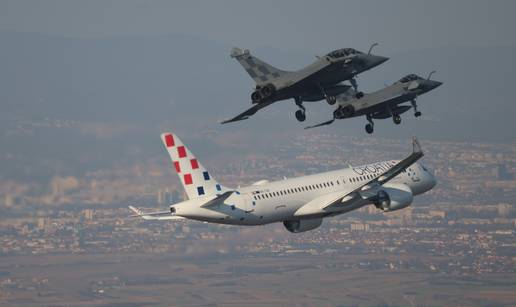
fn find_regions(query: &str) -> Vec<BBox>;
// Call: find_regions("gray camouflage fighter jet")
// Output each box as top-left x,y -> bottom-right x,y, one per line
221,44 -> 388,124
305,72 -> 442,134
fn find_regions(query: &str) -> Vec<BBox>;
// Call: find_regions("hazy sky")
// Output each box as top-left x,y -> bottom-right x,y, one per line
1,0 -> 515,53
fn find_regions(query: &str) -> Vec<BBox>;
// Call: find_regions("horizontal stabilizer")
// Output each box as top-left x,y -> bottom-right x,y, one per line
200,191 -> 234,208
128,206 -> 184,221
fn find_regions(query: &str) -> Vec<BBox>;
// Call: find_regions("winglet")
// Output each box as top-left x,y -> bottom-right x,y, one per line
412,137 -> 422,154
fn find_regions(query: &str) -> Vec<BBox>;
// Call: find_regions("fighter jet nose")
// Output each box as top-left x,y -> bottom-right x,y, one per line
427,80 -> 443,91
369,55 -> 389,67
377,55 -> 389,65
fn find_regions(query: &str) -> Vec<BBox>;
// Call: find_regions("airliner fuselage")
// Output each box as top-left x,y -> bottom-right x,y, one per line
130,133 -> 436,233
171,160 -> 436,226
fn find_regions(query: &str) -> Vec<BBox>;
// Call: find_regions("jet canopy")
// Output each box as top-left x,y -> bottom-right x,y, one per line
326,48 -> 362,58
399,74 -> 423,83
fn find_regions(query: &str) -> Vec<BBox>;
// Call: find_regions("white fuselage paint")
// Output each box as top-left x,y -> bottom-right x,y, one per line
171,160 -> 436,226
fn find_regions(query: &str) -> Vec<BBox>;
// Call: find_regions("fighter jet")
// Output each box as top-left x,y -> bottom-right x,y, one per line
129,132 -> 436,233
221,44 -> 388,124
305,72 -> 443,134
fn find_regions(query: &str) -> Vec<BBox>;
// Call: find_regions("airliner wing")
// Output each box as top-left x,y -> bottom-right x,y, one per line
326,137 -> 423,208
128,206 -> 185,221
295,137 -> 423,217
221,101 -> 276,124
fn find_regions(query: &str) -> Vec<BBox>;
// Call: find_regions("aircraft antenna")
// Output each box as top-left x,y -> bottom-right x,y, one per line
427,70 -> 436,80
367,43 -> 378,55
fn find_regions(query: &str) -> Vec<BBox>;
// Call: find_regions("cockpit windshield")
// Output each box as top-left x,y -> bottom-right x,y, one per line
399,74 -> 421,83
326,48 -> 362,58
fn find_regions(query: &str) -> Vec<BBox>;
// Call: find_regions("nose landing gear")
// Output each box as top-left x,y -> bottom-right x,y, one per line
349,77 -> 364,99
411,99 -> 422,117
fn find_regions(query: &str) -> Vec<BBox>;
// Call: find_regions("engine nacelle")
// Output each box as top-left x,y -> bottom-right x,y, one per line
334,104 -> 355,119
283,218 -> 323,233
373,183 -> 413,212
260,83 -> 276,99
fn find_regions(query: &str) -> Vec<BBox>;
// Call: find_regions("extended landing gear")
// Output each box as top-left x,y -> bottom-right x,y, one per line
294,97 -> 306,122
365,114 -> 374,134
326,95 -> 337,105
393,114 -> 402,125
365,123 -> 374,134
411,99 -> 422,117
295,110 -> 306,122
349,77 -> 364,99
316,83 -> 337,105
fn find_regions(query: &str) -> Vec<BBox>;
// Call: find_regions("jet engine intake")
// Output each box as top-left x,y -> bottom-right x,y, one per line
372,183 -> 413,212
283,217 -> 323,233
334,104 -> 355,119
260,83 -> 276,99
251,91 -> 262,103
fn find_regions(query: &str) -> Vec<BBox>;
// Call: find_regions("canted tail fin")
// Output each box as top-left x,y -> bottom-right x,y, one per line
230,47 -> 289,85
161,133 -> 227,199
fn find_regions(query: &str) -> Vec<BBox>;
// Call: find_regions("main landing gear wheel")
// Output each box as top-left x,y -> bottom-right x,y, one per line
295,110 -> 306,122
393,114 -> 402,125
326,96 -> 337,105
355,91 -> 364,99
415,111 -> 422,117
365,123 -> 374,134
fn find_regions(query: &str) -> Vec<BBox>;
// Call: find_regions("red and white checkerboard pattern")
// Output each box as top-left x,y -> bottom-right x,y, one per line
161,132 -> 224,199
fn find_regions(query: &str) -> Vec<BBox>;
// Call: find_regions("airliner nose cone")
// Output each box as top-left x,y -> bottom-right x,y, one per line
428,173 -> 437,190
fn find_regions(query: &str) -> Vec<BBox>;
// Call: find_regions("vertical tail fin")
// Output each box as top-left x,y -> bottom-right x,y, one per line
161,133 -> 227,199
230,47 -> 289,85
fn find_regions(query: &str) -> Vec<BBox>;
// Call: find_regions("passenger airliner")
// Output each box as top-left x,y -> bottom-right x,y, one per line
130,133 -> 436,233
